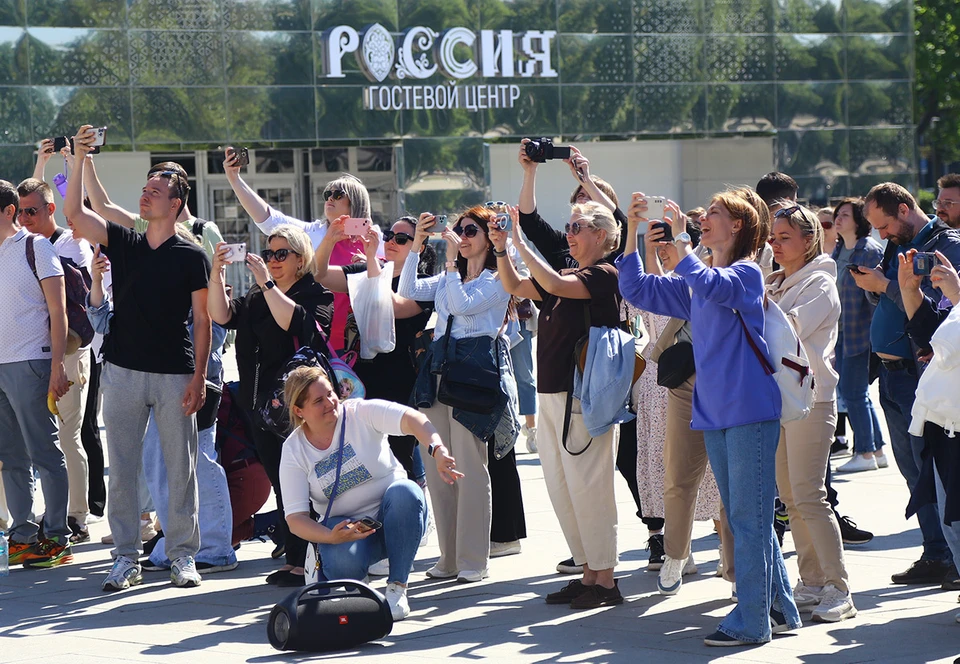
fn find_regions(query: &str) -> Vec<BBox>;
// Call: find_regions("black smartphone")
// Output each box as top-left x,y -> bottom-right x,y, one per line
353,516 -> 382,533
235,147 -> 249,167
52,136 -> 68,153
651,221 -> 673,242
845,263 -> 862,274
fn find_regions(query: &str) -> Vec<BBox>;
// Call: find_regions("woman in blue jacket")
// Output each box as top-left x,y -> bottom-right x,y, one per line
617,187 -> 801,647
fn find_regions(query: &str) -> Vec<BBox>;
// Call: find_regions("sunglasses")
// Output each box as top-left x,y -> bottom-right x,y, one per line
564,221 -> 593,235
322,189 -> 347,202
261,248 -> 300,262
154,170 -> 187,197
383,230 -> 414,245
484,200 -> 508,209
18,206 -> 41,217
820,220 -> 834,230
453,224 -> 480,238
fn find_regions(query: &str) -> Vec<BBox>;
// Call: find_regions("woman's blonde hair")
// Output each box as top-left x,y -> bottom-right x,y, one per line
323,173 -> 371,222
570,201 -> 620,254
268,224 -> 314,279
711,187 -> 769,264
773,204 -> 824,264
284,365 -> 333,430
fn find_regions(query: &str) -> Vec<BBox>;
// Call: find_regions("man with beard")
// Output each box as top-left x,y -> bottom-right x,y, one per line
853,182 -> 960,586
935,174 -> 960,229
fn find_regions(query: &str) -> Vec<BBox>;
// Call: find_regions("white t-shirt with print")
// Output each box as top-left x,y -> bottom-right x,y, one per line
0,229 -> 64,364
279,399 -> 409,521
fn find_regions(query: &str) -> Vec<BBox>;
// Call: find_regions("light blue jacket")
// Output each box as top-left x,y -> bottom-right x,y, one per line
573,326 -> 636,437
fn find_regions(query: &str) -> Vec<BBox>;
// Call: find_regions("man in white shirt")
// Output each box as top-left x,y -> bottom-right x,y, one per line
17,178 -> 94,544
0,179 -> 72,568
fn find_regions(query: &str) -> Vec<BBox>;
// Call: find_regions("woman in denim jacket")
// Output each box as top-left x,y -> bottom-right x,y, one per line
399,206 -> 517,584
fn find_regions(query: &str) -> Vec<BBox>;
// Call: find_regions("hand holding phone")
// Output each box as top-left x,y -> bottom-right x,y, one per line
913,252 -> 939,276
645,196 -> 666,220
429,214 -> 448,237
351,516 -> 382,534
344,217 -> 371,236
846,264 -> 862,274
495,213 -> 512,232
650,221 -> 673,242
222,242 -> 247,263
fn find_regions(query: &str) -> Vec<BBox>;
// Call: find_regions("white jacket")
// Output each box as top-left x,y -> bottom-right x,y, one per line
765,254 -> 841,402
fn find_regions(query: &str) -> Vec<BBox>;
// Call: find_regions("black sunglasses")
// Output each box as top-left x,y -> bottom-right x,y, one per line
261,248 -> 300,262
453,224 -> 480,238
564,221 -> 593,235
154,170 -> 186,198
322,189 -> 347,202
774,205 -> 816,229
18,206 -> 41,217
383,230 -> 414,245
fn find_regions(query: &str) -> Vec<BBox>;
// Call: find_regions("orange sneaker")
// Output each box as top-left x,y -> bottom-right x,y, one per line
8,540 -> 37,565
22,538 -> 74,568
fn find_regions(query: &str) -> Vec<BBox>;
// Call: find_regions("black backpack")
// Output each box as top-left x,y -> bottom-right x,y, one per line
25,232 -> 95,353
255,346 -> 343,437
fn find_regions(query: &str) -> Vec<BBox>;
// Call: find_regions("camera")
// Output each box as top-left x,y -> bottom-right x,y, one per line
913,252 -> 939,276
495,213 -> 511,232
524,137 -> 571,163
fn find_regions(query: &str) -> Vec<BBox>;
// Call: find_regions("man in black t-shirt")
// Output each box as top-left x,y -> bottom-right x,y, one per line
65,126 -> 212,592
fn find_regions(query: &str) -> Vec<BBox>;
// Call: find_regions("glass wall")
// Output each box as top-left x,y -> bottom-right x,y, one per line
0,0 -> 915,206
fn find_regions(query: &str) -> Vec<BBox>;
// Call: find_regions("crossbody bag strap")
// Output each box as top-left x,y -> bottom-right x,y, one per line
321,411 -> 347,527
440,314 -> 455,364
736,309 -> 774,376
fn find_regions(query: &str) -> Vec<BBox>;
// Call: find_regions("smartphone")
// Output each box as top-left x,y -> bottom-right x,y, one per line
845,263 -> 862,274
352,517 -> 382,533
495,213 -> 512,232
235,147 -> 249,168
645,196 -> 666,220
913,252 -> 939,276
429,214 -> 448,237
90,126 -> 108,147
53,136 -> 68,153
223,242 -> 247,263
650,221 -> 673,242
344,217 -> 371,236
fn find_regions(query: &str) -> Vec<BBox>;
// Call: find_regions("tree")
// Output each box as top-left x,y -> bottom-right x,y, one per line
916,0 -> 960,165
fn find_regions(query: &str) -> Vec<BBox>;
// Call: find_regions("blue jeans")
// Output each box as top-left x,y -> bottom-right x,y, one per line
320,480 -> 427,585
143,415 -> 237,567
878,364 -> 950,561
704,420 -> 801,643
934,459 -> 960,573
834,333 -> 885,454
510,323 -> 537,416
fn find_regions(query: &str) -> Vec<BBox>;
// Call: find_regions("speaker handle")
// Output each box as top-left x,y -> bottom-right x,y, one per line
296,579 -> 386,606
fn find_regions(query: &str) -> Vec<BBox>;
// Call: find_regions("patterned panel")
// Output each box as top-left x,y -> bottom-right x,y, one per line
845,0 -> 911,34
0,27 -> 27,83
132,87 -> 227,144
222,0 -> 312,30
707,83 -> 774,133
560,85 -> 634,135
130,31 -> 225,86
775,34 -> 844,81
30,86 -> 133,145
776,128 -> 849,175
28,28 -> 129,86
704,0 -> 773,34
635,35 -> 704,84
127,0 -> 223,30
0,85 -> 33,142
705,35 -> 774,82
558,0 -> 630,33
559,35 -> 632,84
846,34 -> 911,80
228,86 -> 316,141
225,31 -> 313,85
848,81 -> 912,128
777,81 -> 845,129
313,0 -> 400,33
636,84 -> 707,133
849,126 -> 914,176
776,0 -> 842,33
632,0 -> 701,34
27,0 -> 126,27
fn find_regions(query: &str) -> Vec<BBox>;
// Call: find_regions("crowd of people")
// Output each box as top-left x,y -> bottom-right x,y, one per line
1,124 -> 959,648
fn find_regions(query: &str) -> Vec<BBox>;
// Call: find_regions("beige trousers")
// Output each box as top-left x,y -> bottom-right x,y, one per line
663,376 -> 734,577
59,349 -> 91,521
776,400 -> 849,593
422,402 -> 491,573
538,392 -> 619,570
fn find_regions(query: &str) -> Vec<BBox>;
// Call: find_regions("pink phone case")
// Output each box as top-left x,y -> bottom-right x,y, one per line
344,218 -> 370,236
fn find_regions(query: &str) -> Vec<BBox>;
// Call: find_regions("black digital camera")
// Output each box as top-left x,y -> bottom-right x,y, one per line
524,137 -> 571,163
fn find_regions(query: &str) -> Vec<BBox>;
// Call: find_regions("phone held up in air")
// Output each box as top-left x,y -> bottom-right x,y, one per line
650,221 -> 673,242
352,517 -> 382,533
234,147 -> 250,168
223,242 -> 247,263
913,252 -> 939,276
344,217 -> 371,236
644,196 -> 666,220
430,214 -> 448,237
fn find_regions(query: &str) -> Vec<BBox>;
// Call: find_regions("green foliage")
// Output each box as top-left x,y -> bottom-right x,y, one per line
916,0 -> 960,163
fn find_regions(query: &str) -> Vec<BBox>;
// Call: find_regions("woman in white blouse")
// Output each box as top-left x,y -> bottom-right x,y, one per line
399,206 -> 517,584
279,365 -> 461,621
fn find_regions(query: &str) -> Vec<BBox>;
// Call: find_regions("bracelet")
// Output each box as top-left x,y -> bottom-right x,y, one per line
492,248 -> 508,258
445,261 -> 458,270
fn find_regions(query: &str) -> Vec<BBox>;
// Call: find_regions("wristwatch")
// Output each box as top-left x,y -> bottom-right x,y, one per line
674,232 -> 692,248
427,443 -> 441,458
492,248 -> 508,258
263,279 -> 276,290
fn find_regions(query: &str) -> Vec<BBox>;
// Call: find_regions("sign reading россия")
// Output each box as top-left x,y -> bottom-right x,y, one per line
320,24 -> 557,112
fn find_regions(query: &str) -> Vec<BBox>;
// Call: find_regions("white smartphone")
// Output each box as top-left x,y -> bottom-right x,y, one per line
645,196 -> 666,220
223,242 -> 247,263
91,126 -> 108,147
429,214 -> 448,237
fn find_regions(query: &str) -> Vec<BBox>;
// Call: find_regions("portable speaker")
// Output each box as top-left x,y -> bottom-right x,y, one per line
267,580 -> 394,651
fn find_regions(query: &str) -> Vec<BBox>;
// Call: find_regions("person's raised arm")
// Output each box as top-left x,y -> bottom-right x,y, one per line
183,288 -> 211,416
518,139 -> 538,215
88,246 -> 108,308
65,127 -> 108,246
932,251 -> 960,307
397,214 -> 442,301
207,242 -> 233,325
488,208 -> 541,300
245,251 -> 298,330
33,139 -> 55,182
223,147 -> 271,226
897,249 -> 926,320
565,147 -> 615,213
313,215 -> 349,291
81,153 -> 138,228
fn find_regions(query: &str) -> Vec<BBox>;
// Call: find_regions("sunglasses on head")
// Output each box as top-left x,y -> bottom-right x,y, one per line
564,221 -> 593,235
484,200 -> 508,209
154,170 -> 186,198
453,224 -> 480,238
820,220 -> 834,230
322,189 -> 347,202
18,206 -> 41,217
261,248 -> 300,262
383,230 -> 414,245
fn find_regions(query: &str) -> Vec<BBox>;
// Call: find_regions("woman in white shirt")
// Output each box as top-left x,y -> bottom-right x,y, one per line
279,365 -> 461,621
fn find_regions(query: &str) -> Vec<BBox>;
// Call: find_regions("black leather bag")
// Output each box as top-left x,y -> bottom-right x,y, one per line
656,341 -> 696,389
435,315 -> 500,414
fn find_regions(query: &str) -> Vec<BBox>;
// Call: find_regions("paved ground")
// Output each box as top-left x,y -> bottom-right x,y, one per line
2,366 -> 959,663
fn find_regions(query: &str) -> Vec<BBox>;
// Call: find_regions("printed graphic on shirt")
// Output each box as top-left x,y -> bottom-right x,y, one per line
313,443 -> 373,500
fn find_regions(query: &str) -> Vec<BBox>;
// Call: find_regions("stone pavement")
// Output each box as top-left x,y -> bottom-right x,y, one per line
3,444 -> 960,664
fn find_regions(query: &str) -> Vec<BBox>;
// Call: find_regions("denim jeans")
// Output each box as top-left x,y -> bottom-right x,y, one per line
704,419 -> 801,643
319,480 -> 427,585
878,364 -> 950,561
934,459 -> 960,574
835,333 -> 886,454
510,322 -> 537,416
143,415 -> 237,567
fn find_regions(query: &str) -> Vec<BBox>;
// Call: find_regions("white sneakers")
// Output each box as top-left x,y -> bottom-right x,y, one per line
811,584 -> 857,622
489,540 -> 522,558
425,565 -> 458,579
170,556 -> 202,588
793,583 -> 828,607
385,582 -> 410,621
837,454 -> 878,473
457,569 -> 489,583
876,451 -> 889,468
657,554 -> 697,595
521,425 -> 537,454
102,556 -> 143,592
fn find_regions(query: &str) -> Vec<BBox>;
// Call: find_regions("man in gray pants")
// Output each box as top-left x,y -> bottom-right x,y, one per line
66,126 -> 212,591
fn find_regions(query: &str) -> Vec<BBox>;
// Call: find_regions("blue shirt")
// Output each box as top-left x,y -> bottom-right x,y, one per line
616,251 -> 781,430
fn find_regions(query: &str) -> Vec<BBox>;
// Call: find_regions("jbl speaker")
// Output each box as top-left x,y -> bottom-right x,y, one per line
267,580 -> 394,652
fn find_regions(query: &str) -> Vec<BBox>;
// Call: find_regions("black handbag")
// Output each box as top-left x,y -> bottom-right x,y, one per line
656,341 -> 696,389
436,315 -> 501,414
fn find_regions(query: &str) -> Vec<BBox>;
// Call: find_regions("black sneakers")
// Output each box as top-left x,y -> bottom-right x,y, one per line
545,579 -> 588,604
556,557 -> 583,574
836,514 -> 873,545
570,581 -> 623,609
942,566 -> 960,591
646,534 -> 665,571
891,559 -> 955,585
